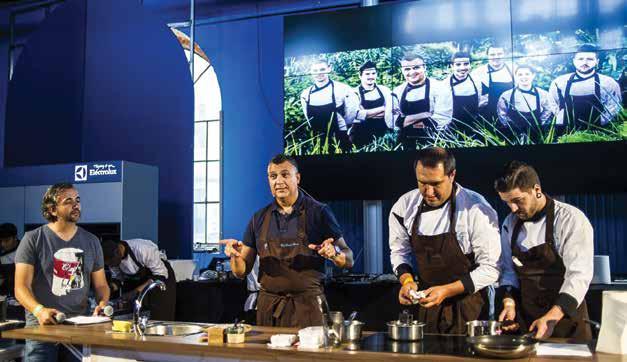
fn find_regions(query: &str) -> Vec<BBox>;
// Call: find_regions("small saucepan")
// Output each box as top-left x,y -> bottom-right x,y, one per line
466,333 -> 539,359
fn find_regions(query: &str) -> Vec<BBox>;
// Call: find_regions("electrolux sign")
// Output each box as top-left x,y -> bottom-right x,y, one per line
73,162 -> 122,183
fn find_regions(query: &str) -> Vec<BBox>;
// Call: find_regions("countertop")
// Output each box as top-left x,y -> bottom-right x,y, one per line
2,322 -> 623,361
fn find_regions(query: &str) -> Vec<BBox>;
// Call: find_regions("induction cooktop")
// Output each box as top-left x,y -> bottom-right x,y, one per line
346,333 -> 475,357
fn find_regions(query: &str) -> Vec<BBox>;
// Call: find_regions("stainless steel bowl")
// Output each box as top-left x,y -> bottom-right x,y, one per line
342,320 -> 364,342
466,320 -> 502,336
386,320 -> 425,341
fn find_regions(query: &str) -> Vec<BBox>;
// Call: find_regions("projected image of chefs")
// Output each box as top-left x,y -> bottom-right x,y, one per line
393,53 -> 438,150
497,65 -> 556,142
472,45 -> 514,124
300,59 -> 358,152
349,60 -> 395,149
433,52 -> 483,137
549,45 -> 622,129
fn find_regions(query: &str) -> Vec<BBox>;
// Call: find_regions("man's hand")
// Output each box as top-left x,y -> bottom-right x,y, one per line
529,306 -> 564,339
220,239 -> 244,258
399,280 -> 418,305
36,307 -> 60,325
419,281 -> 465,308
498,298 -> 518,332
92,301 -> 108,316
308,238 -> 338,260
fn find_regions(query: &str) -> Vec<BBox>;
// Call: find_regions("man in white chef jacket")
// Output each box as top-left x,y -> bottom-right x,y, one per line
389,147 -> 501,334
495,161 -> 593,341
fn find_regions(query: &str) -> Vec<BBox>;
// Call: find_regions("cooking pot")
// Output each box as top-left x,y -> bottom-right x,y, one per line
466,320 -> 502,336
387,320 -> 425,341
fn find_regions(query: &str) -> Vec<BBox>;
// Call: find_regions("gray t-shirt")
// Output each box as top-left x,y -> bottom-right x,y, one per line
15,225 -> 104,321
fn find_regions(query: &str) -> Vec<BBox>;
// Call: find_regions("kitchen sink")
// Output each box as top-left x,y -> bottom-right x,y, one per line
142,322 -> 207,337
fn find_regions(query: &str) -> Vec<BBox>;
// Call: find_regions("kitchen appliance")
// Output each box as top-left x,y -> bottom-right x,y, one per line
466,334 -> 539,359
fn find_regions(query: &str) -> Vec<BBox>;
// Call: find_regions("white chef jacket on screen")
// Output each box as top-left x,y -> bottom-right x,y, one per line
115,238 -> 168,279
393,80 -> 448,129
389,184 -> 501,292
549,72 -> 622,125
498,199 -> 594,307
497,87 -> 557,126
300,80 -> 359,131
353,84 -> 396,129
244,257 -> 260,312
432,74 -> 487,126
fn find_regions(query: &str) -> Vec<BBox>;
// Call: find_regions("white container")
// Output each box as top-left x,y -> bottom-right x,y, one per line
592,255 -> 611,284
298,326 -> 324,348
168,260 -> 196,281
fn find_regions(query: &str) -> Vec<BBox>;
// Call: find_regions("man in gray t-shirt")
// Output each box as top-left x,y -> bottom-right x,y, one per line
14,183 -> 110,362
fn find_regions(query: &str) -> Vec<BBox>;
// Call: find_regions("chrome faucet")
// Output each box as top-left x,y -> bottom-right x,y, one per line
133,279 -> 166,336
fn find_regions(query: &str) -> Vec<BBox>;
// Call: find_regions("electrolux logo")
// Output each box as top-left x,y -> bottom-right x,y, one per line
89,163 -> 118,177
74,165 -> 87,182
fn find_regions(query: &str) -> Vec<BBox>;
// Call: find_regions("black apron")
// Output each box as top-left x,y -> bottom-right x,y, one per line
409,189 -> 487,334
255,205 -> 326,328
450,75 -> 480,136
510,197 -> 592,342
396,80 -> 436,150
483,64 -> 514,124
350,85 -> 388,148
122,241 -> 177,321
558,73 -> 604,129
306,81 -> 352,152
505,87 -> 542,137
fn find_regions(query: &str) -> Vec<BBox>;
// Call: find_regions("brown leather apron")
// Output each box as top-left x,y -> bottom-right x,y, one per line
410,189 -> 487,334
255,205 -> 326,327
510,197 -> 592,341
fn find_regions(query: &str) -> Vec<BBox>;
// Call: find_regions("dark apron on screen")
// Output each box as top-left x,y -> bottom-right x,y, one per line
123,241 -> 177,321
396,80 -> 436,150
505,87 -> 542,137
410,189 -> 487,334
558,73 -> 604,129
350,85 -> 388,148
306,81 -> 352,152
255,206 -> 326,328
483,65 -> 514,124
510,197 -> 592,342
451,75 -> 480,137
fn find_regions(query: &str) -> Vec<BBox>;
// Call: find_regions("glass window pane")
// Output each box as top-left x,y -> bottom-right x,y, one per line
194,122 -> 207,161
207,121 -> 220,161
206,203 -> 220,245
194,162 -> 206,203
207,161 -> 220,202
193,203 -> 206,244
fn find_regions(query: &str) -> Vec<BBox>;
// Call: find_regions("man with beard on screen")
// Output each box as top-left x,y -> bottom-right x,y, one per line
549,44 -> 622,129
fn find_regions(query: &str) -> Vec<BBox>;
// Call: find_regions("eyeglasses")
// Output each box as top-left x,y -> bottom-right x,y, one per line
402,65 -> 425,72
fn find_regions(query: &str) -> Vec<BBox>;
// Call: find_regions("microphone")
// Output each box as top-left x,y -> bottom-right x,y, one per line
54,312 -> 66,323
103,305 -> 114,317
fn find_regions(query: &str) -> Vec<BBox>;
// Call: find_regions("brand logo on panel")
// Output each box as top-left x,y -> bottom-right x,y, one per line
74,165 -> 87,182
89,164 -> 118,176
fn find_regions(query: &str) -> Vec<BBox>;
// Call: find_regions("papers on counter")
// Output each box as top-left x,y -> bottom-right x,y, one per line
536,343 -> 592,357
64,316 -> 111,325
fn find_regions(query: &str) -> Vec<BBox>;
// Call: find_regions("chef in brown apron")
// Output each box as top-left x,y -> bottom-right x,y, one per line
389,147 -> 501,334
495,161 -> 593,341
102,238 -> 177,321
221,154 -> 354,327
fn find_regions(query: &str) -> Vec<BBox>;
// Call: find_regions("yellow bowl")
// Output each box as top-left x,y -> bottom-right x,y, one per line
112,320 -> 132,333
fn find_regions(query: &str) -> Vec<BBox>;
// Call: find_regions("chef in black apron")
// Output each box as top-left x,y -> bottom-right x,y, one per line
549,45 -> 622,130
389,147 -> 501,334
495,161 -> 593,341
221,154 -> 353,327
102,238 -> 177,321
433,52 -> 482,138
300,60 -> 358,153
497,65 -> 555,142
473,45 -> 514,125
393,53 -> 438,150
350,60 -> 394,148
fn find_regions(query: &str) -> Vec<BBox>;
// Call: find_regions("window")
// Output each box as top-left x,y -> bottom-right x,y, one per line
172,28 -> 222,252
